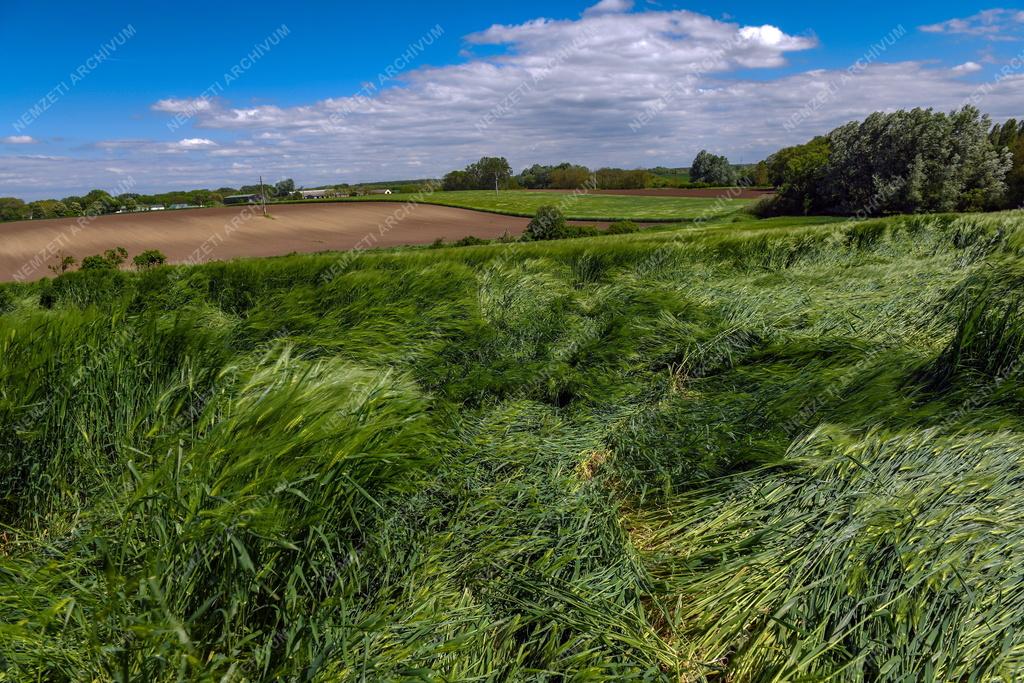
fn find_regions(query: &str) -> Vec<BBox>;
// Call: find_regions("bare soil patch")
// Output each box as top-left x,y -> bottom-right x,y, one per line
0,202 -> 585,282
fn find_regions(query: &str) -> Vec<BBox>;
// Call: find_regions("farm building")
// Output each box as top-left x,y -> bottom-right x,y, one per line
223,194 -> 261,205
299,189 -> 334,200
369,189 -> 393,195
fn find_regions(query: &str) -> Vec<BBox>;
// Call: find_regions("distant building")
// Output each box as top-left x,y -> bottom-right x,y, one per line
369,189 -> 393,195
299,189 -> 334,199
168,203 -> 199,210
224,194 -> 261,205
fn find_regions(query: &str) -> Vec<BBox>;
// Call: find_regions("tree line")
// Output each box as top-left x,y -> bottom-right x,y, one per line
762,106 -> 1021,216
441,155 -> 767,192
0,180 -> 303,223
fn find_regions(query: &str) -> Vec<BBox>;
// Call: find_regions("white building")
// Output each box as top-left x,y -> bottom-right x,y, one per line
299,189 -> 333,199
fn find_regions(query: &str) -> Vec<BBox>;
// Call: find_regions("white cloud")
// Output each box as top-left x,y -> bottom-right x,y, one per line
152,98 -> 215,114
583,0 -> 634,17
952,61 -> 983,74
177,138 -> 217,148
11,5 -> 1024,199
738,25 -> 786,47
2,135 -> 38,144
921,9 -> 1024,39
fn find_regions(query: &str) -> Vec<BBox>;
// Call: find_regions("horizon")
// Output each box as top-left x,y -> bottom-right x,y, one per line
2,0 -> 1023,200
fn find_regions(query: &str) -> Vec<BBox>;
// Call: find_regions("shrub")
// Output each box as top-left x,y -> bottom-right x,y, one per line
0,287 -> 13,314
524,205 -> 567,241
454,235 -> 487,247
560,225 -> 601,239
104,247 -> 128,267
80,255 -> 116,271
48,253 -> 77,276
606,220 -> 640,235
133,249 -> 168,270
81,247 -> 129,271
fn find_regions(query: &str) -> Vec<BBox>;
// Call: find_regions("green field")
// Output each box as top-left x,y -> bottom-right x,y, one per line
3,211 -> 1024,679
328,189 -> 753,222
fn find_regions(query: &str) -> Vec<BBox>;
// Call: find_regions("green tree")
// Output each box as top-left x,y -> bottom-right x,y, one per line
549,165 -> 592,189
82,190 -> 116,214
133,249 -> 168,270
767,108 -> 1010,215
991,118 -> 1024,208
823,107 -> 1009,214
80,255 -> 115,271
595,168 -> 648,189
517,164 -> 555,189
442,170 -> 476,191
690,150 -> 738,185
467,157 -> 513,190
274,179 -> 296,197
48,253 -> 77,275
524,205 -> 566,241
766,137 -> 832,214
104,247 -> 128,267
0,197 -> 27,222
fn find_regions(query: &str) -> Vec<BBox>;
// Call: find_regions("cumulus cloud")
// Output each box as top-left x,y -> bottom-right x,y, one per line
177,138 -> 217,148
583,0 -> 634,17
10,5 -> 1024,199
2,135 -> 38,144
952,61 -> 984,74
920,9 -> 1024,39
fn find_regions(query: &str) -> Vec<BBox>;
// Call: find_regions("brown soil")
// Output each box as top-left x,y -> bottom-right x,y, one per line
0,202 -> 569,282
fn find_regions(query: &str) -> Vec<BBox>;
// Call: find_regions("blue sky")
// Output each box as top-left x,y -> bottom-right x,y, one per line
1,0 -> 1023,199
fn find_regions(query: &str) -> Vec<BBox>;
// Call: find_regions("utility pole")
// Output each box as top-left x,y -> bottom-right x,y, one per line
259,176 -> 268,217
495,173 -> 499,196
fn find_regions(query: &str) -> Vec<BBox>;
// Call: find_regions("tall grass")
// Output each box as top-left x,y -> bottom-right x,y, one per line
2,210 -> 1024,679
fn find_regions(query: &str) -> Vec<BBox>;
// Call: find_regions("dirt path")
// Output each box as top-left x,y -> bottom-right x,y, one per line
0,202 -> 561,282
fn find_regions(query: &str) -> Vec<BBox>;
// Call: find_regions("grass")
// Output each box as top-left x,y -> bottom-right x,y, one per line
296,189 -> 754,222
2,210 -> 1024,679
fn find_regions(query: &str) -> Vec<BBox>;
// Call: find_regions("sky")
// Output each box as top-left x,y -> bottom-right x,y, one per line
1,0 -> 1023,200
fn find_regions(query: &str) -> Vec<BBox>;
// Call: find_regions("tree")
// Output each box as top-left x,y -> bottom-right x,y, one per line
1009,135 -> 1024,208
991,118 -> 1024,208
750,161 -> 770,187
48,252 -> 77,275
766,107 -> 1010,216
765,137 -> 832,214
104,247 -> 128,267
524,205 -> 566,241
823,107 -> 1008,214
595,168 -> 648,189
444,157 -> 514,191
468,157 -> 513,189
82,189 -> 116,214
80,255 -> 115,271
275,179 -> 296,197
0,197 -> 27,222
82,247 -> 128,270
442,170 -> 476,191
133,249 -> 167,270
549,165 -> 592,189
518,164 -> 554,189
690,151 -> 737,185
